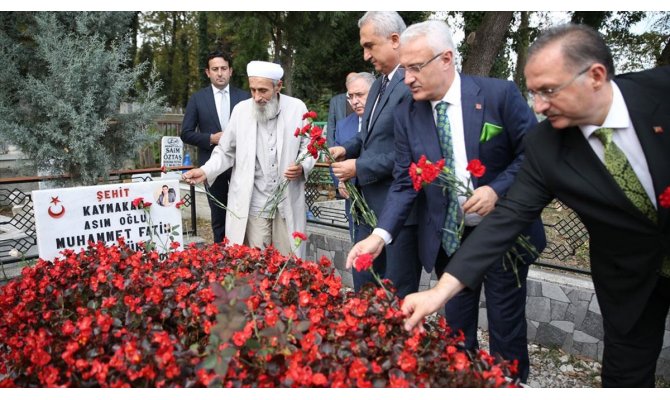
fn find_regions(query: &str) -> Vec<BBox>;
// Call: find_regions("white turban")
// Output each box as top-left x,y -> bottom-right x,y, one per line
246,61 -> 284,80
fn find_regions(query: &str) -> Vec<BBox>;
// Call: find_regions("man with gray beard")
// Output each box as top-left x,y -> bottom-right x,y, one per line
183,61 -> 315,258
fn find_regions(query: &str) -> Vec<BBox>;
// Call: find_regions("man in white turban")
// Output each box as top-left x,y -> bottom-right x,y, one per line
184,61 -> 315,257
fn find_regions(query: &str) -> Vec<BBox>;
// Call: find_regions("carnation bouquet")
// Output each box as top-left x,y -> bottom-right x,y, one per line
263,111 -> 377,227
409,156 -> 538,286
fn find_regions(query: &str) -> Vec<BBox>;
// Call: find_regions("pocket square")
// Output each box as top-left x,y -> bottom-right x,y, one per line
480,122 -> 503,143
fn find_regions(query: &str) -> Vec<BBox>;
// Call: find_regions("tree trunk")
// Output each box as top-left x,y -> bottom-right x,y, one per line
197,12 -> 209,88
166,12 -> 178,107
513,11 -> 530,93
461,11 -> 514,77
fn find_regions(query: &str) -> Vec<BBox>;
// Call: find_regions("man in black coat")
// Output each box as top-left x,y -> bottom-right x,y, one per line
400,24 -> 670,387
181,49 -> 250,242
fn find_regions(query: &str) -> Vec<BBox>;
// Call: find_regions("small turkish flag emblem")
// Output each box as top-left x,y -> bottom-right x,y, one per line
48,196 -> 65,219
653,126 -> 663,134
475,103 -> 482,110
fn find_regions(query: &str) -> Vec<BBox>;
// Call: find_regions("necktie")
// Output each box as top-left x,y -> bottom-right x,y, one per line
593,128 -> 656,223
219,89 -> 229,130
377,74 -> 389,102
368,75 -> 389,130
436,101 -> 460,256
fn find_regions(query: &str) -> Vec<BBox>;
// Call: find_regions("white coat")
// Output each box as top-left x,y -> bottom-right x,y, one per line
201,94 -> 315,258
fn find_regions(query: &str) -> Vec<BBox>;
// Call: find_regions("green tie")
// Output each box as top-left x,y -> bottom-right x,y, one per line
436,102 -> 460,256
592,128 -> 657,223
593,128 -> 669,277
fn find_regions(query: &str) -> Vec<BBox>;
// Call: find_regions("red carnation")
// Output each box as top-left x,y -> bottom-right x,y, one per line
131,197 -> 144,208
409,155 -> 445,191
292,231 -> 308,247
292,231 -> 307,241
466,159 -> 486,178
294,127 -> 301,137
303,110 -> 318,120
659,186 -> 670,208
353,253 -> 374,272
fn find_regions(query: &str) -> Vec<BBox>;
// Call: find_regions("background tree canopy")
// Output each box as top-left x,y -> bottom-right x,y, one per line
0,11 -> 668,182
136,10 -> 669,117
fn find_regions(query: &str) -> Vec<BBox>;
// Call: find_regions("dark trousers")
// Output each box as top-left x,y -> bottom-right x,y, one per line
601,276 -> 670,387
352,223 -> 422,299
435,229 -> 531,383
206,168 -> 232,243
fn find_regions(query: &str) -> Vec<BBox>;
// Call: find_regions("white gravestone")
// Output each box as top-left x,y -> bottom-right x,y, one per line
32,180 -> 183,261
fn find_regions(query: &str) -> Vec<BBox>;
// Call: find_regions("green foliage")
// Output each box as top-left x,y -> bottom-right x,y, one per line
0,12 -> 164,185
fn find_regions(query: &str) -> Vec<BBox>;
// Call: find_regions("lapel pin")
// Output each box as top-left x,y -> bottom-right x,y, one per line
653,126 -> 663,134
475,103 -> 482,110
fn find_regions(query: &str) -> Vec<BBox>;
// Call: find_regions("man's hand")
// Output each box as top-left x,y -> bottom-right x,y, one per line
331,159 -> 356,182
401,273 -> 466,331
182,168 -> 207,184
284,163 -> 304,181
345,234 -> 385,269
337,182 -> 350,199
462,185 -> 498,217
329,146 -> 346,162
210,131 -> 223,145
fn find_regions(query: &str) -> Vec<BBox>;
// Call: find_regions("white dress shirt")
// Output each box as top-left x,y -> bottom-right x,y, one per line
213,84 -> 230,131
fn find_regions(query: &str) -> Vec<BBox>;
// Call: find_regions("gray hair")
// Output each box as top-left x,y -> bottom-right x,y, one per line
346,72 -> 375,88
358,11 -> 406,37
400,19 -> 459,60
527,23 -> 615,79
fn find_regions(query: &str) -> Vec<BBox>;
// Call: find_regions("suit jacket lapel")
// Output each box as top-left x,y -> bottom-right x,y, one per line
367,70 -> 404,138
411,101 -> 443,163
460,76 -> 484,185
229,87 -> 240,112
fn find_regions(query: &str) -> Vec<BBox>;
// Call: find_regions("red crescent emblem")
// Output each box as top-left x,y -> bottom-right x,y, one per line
48,204 -> 65,218
48,196 -> 65,218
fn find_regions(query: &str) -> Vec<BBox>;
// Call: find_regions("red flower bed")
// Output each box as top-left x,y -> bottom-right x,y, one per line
0,240 -> 518,387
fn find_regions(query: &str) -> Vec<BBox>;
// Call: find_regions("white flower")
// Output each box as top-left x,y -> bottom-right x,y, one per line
8,249 -> 21,258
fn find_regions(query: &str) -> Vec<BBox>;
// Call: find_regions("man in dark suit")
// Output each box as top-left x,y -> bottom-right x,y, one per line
326,73 -> 355,148
400,24 -> 670,387
181,49 -> 250,242
331,72 -> 375,240
331,11 -> 421,298
345,20 -> 546,382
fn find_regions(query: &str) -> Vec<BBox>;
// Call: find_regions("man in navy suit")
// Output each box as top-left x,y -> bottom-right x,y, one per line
401,24 -> 670,387
181,49 -> 250,242
331,72 -> 375,240
331,11 -> 421,299
346,20 -> 546,382
326,72 -> 355,148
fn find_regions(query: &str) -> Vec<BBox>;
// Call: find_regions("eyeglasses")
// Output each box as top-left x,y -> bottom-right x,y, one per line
403,52 -> 443,75
346,92 -> 367,102
527,65 -> 591,103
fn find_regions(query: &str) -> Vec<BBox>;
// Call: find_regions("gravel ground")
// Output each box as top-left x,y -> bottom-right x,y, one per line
476,329 -> 602,388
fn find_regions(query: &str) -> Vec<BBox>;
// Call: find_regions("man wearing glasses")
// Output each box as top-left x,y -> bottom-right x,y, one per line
330,11 -> 421,299
400,23 -> 670,387
330,72 -> 375,241
346,19 -> 546,383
